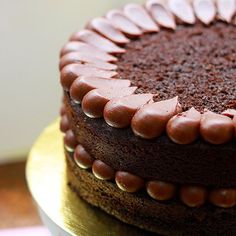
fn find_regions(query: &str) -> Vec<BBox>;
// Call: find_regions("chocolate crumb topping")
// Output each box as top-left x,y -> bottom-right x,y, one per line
116,22 -> 236,113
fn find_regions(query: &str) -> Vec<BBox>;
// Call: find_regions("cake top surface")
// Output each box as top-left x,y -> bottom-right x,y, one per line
117,22 -> 236,113
60,0 -> 236,145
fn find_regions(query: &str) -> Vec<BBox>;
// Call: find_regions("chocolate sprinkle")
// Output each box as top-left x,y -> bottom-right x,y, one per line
116,22 -> 236,113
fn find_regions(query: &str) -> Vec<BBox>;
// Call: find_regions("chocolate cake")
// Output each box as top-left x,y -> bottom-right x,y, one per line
59,0 -> 236,235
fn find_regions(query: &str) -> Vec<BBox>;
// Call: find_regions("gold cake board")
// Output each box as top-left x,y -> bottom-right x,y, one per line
26,120 -> 148,236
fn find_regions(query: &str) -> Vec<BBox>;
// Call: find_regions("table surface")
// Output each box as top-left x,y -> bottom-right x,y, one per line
0,161 -> 42,229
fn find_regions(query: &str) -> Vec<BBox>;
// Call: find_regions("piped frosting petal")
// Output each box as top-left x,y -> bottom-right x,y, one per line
146,0 -> 176,29
146,180 -> 176,201
180,185 -> 207,207
200,111 -> 234,144
92,160 -> 115,180
216,0 -> 236,22
59,52 -> 117,71
193,0 -> 216,24
131,97 -> 182,139
82,87 -> 137,118
74,144 -> 94,169
106,10 -> 142,36
166,107 -> 201,144
60,41 -> 117,62
115,171 -> 144,193
168,0 -> 196,24
64,130 -> 78,151
60,64 -> 117,90
60,114 -> 70,133
209,188 -> 236,208
88,17 -> 130,44
70,29 -> 125,54
123,3 -> 159,32
70,76 -> 131,103
104,94 -> 153,128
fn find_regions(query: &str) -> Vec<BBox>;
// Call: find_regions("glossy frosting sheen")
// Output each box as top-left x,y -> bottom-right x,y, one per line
60,0 -> 236,144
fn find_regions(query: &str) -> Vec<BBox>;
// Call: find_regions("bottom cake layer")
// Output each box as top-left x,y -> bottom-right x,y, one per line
66,151 -> 236,236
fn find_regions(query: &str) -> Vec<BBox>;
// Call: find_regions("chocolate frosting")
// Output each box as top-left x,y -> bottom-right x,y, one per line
209,188 -> 236,208
200,111 -> 234,144
60,114 -> 70,133
74,144 -> 94,169
166,107 -> 201,144
82,87 -> 137,118
131,97 -> 182,139
70,29 -> 125,53
168,0 -> 196,24
115,171 -> 144,193
106,10 -> 142,36
146,180 -> 176,201
60,104 -> 66,116
145,0 -> 176,29
59,52 -> 117,71
60,64 -> 117,90
104,93 -> 153,128
70,76 -> 131,103
64,129 -> 78,151
92,159 -> 115,180
193,0 -> 216,25
60,41 -> 117,61
123,3 -> 159,32
216,0 -> 236,22
180,185 -> 207,207
88,17 -> 130,44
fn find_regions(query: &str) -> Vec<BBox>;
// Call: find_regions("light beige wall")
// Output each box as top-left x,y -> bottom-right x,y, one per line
0,0 -> 143,163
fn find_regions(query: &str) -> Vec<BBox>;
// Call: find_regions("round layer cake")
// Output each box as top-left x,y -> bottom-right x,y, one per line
59,0 -> 236,235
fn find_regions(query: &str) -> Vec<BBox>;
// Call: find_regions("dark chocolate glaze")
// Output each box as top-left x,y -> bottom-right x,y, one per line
67,152 -> 236,235
65,93 -> 236,188
116,22 -> 236,113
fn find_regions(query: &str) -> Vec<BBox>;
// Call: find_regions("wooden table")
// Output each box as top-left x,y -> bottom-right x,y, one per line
0,161 -> 42,229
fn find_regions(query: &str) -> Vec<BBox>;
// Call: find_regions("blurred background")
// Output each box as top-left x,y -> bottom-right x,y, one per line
0,0 -> 142,234
0,0 -> 143,163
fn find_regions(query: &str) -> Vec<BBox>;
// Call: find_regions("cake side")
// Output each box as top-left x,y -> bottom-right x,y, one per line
66,149 -> 236,235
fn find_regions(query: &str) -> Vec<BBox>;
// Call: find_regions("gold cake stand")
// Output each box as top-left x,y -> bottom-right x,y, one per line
26,120 -> 149,236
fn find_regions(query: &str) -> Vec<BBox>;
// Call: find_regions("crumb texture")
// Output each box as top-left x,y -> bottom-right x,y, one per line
116,22 -> 236,113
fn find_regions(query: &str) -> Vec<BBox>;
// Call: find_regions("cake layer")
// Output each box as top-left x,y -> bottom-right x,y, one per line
65,93 -> 236,187
64,141 -> 236,208
66,151 -> 236,236
116,22 -> 236,113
